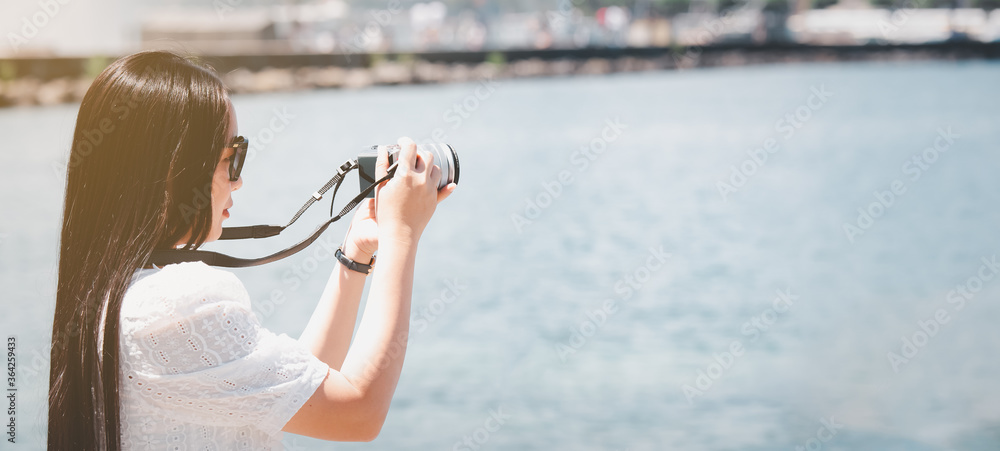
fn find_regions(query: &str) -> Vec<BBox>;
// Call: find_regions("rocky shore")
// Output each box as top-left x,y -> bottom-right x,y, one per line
0,57 -> 661,107
2,42 -> 998,108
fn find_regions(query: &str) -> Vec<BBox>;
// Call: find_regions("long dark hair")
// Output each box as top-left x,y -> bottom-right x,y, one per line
48,51 -> 231,450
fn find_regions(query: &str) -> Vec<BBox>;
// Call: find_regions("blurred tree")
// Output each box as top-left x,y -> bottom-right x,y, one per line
866,0 -> 965,7
869,0 -> 896,7
923,0 -> 959,7
486,51 -> 506,65
762,0 -> 791,12
0,61 -> 15,82
83,56 -> 113,80
650,0 -> 695,15
717,0 -> 744,11
809,0 -> 839,9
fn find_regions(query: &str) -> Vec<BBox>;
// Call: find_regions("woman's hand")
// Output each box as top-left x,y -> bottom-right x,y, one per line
342,143 -> 390,261
375,137 -> 456,245
343,198 -> 378,262
344,137 -> 456,258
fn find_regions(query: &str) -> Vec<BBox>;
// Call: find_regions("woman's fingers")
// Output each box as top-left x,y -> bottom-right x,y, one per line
418,149 -> 434,173
427,159 -> 441,187
436,183 -> 457,203
376,145 -> 389,179
390,136 -> 447,193
374,137 -> 458,237
363,197 -> 375,218
396,137 -> 417,173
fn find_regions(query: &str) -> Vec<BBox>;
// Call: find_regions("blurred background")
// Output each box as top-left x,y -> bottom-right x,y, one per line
2,1 -> 1000,450
2,0 -> 1000,105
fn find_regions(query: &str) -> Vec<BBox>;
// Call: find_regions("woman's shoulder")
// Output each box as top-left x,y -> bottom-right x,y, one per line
122,261 -> 251,324
129,261 -> 246,296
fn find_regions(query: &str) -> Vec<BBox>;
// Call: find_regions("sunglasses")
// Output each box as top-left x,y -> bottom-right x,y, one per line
228,136 -> 248,182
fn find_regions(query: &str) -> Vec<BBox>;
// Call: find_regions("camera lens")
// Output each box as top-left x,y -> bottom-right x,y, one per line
420,143 -> 460,190
357,143 -> 460,197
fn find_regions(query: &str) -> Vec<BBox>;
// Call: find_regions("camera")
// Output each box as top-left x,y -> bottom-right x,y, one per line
357,143 -> 460,197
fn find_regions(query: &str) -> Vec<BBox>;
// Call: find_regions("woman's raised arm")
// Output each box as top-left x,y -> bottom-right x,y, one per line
284,138 -> 456,441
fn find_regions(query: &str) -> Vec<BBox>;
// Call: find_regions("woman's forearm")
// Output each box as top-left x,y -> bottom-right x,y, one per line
337,236 -> 417,418
298,241 -> 371,371
285,141 -> 451,439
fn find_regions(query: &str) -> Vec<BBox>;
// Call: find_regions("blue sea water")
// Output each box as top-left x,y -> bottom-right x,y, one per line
1,60 -> 999,450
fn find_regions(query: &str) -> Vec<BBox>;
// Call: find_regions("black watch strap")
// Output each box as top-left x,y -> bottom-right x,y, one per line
335,246 -> 375,274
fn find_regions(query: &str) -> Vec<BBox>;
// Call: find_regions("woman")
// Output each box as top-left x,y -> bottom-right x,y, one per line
48,50 -> 455,449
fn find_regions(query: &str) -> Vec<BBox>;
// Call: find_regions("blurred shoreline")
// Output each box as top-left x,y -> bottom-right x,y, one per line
1,41 -> 998,108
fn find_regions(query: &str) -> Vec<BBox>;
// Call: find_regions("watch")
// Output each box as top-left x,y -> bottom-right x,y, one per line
335,246 -> 375,275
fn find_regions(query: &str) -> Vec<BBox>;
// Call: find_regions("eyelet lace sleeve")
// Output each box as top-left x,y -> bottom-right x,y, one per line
119,262 -> 330,449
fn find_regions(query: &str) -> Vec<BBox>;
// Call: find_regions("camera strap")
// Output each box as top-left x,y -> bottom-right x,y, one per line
147,159 -> 397,268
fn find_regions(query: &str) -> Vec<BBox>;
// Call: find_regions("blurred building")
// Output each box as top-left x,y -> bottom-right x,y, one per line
0,0 -> 140,57
2,0 -> 999,59
788,3 -> 1000,44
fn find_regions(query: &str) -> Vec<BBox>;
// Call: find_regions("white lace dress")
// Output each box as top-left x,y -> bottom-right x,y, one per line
118,261 -> 329,450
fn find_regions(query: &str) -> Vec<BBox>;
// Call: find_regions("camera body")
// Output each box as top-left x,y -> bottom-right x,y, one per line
357,143 -> 460,198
